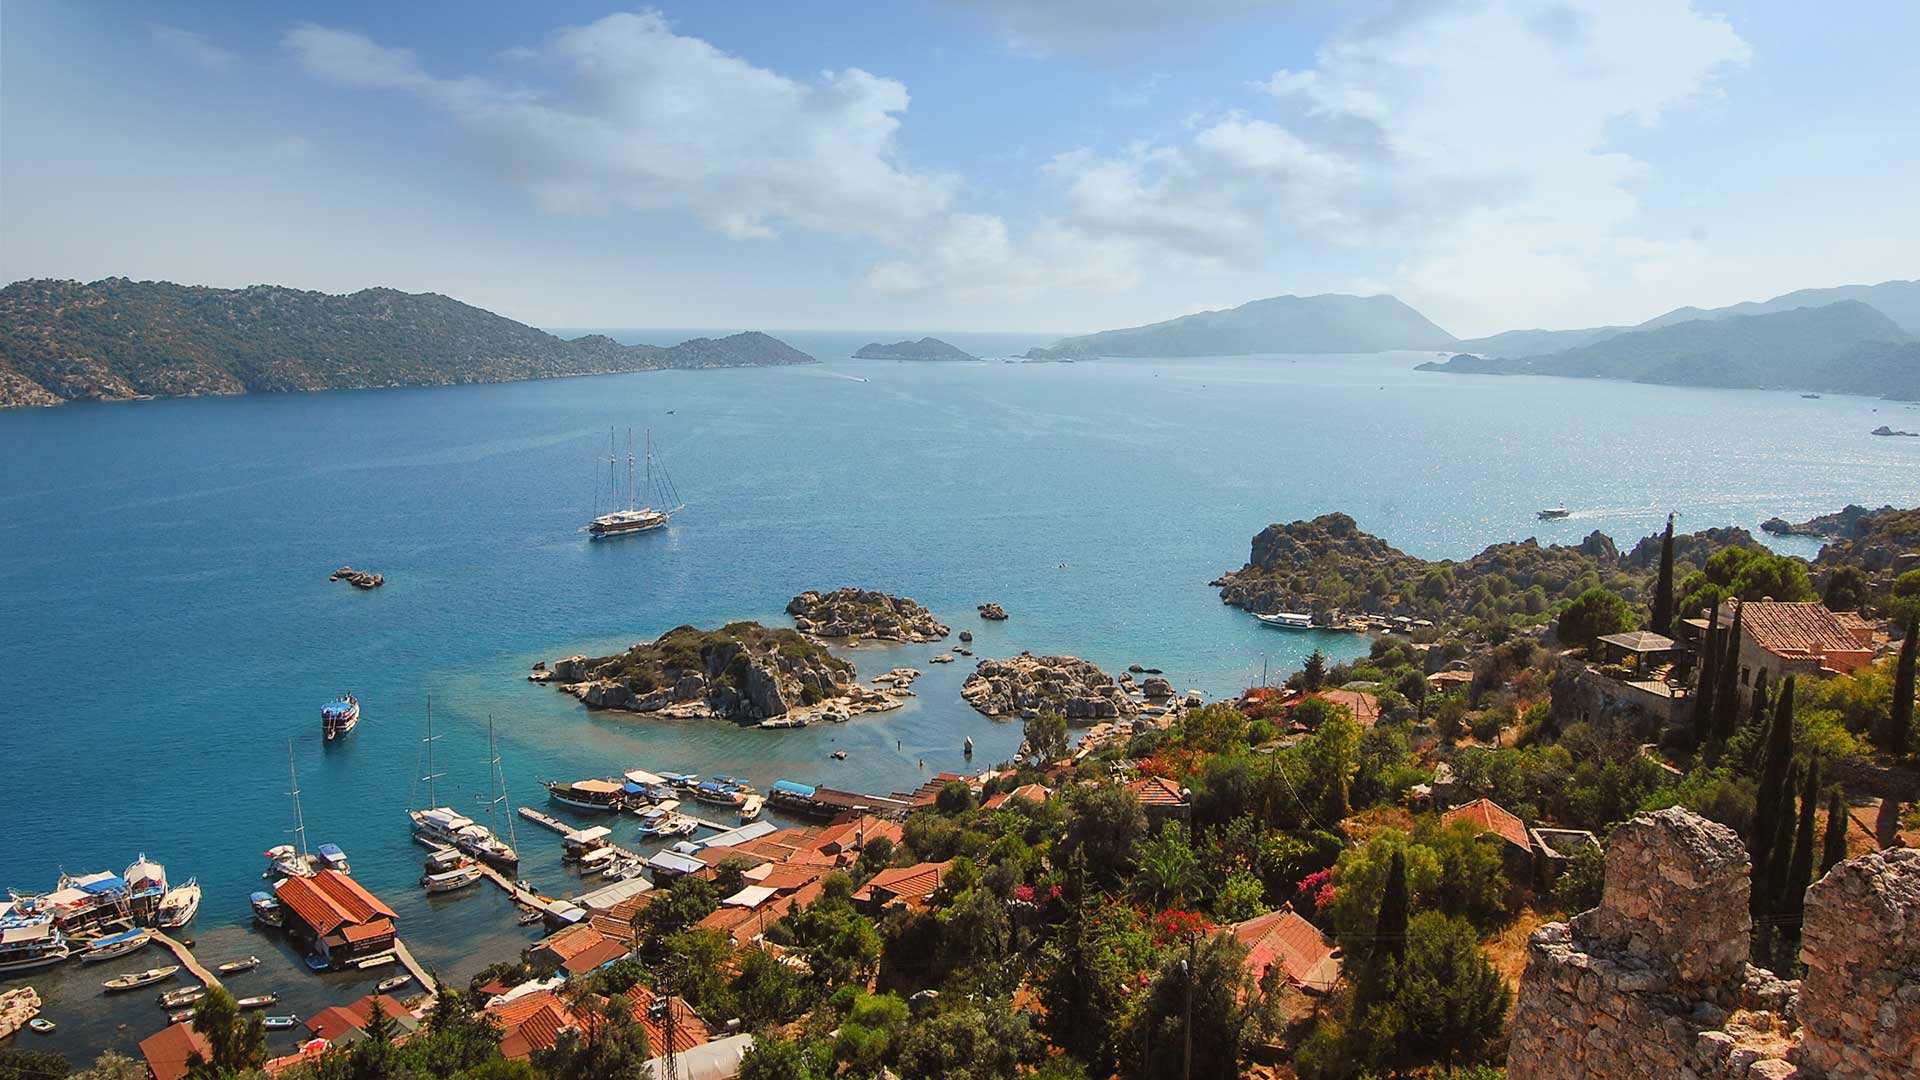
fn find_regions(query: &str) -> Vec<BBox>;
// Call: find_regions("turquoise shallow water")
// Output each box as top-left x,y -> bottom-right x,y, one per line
3,337 -> 1917,1056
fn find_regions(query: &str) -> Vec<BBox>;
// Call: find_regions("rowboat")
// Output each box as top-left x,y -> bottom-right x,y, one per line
28,1018 -> 56,1034
263,1014 -> 300,1030
236,993 -> 280,1010
376,973 -> 413,994
216,956 -> 261,975
168,1009 -> 194,1024
102,965 -> 178,992
159,985 -> 206,1008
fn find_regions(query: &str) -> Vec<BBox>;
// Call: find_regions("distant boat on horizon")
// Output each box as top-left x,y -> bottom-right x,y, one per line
587,428 -> 684,538
1537,506 -> 1571,520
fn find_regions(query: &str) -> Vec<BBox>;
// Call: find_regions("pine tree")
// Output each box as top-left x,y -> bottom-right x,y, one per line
1376,849 -> 1410,964
1692,605 -> 1721,750
1652,513 -> 1676,636
1884,618 -> 1916,756
1750,676 -> 1796,896
1818,787 -> 1848,878
1303,649 -> 1328,692
1778,758 -> 1819,934
1712,601 -> 1745,742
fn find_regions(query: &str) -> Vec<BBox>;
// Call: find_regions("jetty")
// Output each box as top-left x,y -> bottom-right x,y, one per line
390,938 -> 436,1005
151,930 -> 222,994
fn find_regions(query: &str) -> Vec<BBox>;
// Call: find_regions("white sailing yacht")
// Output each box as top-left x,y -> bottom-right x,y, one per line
460,717 -> 521,870
587,427 -> 684,538
265,742 -> 316,879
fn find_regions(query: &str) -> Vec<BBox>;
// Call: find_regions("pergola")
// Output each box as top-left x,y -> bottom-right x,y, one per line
1595,630 -> 1678,674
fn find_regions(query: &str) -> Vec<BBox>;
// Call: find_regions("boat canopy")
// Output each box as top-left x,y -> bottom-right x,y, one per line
322,699 -> 355,716
72,873 -> 128,895
570,779 -> 622,795
623,768 -> 667,786
770,780 -> 815,798
417,808 -> 476,830
0,922 -> 55,944
563,825 -> 613,845
88,928 -> 148,948
317,844 -> 345,858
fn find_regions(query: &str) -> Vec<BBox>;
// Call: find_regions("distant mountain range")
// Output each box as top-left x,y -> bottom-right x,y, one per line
1422,299 -> 1920,400
0,278 -> 817,408
853,336 -> 980,361
1040,293 -> 1457,357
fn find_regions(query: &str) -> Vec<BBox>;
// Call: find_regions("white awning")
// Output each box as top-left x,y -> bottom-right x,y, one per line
722,885 -> 778,909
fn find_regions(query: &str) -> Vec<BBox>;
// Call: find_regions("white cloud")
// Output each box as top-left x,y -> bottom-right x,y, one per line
149,24 -> 236,71
867,214 -> 1139,302
286,12 -> 955,244
946,0 -> 1288,59
1044,0 -> 1752,331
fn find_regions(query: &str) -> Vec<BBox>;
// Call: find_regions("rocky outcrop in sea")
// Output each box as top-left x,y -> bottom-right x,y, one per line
961,654 -> 1137,722
1759,503 -> 1891,538
787,588 -> 949,642
537,622 -> 865,723
977,602 -> 1008,621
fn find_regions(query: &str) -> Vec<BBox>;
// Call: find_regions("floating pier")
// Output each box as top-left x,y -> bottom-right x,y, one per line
390,938 -> 436,1006
151,930 -> 223,994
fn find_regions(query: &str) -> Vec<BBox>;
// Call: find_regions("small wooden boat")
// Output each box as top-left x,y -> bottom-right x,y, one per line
516,909 -> 544,926
28,1018 -> 55,1034
235,994 -> 280,1010
830,749 -> 848,760
83,929 -> 154,963
216,956 -> 261,975
159,985 -> 206,1008
376,974 -> 413,994
102,965 -> 179,991
169,1009 -> 195,1024
263,1014 -> 299,1030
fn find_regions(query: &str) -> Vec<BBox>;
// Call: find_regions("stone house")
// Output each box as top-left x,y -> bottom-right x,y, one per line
1720,599 -> 1876,685
1124,774 -> 1192,825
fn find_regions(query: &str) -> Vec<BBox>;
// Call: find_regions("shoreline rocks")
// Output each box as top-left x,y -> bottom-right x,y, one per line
961,654 -> 1138,722
330,566 -> 385,589
977,602 -> 1008,621
788,588 -> 949,643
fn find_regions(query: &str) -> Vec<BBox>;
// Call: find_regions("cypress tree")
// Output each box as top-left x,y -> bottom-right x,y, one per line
1818,787 -> 1848,878
1751,676 -> 1797,891
1652,513 -> 1676,637
1712,601 -> 1745,742
1884,618 -> 1916,756
1376,848 -> 1409,963
1692,605 -> 1721,750
1778,758 -> 1819,933
1759,762 -> 1800,917
1747,667 -> 1770,737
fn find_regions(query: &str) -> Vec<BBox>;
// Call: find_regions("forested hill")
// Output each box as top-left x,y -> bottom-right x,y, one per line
1420,301 -> 1920,400
1043,293 -> 1457,357
0,278 -> 817,407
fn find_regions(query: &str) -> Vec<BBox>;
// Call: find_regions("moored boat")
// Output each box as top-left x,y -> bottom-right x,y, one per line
264,845 -> 313,880
216,955 -> 261,975
159,986 -> 206,1009
155,880 -> 200,929
263,1014 -> 300,1030
376,973 -> 413,994
577,847 -> 620,874
421,863 -> 484,894
423,847 -> 466,874
101,964 -> 178,991
738,795 -> 764,822
635,807 -> 696,839
0,919 -> 71,974
691,780 -> 747,809
544,778 -> 625,812
1254,611 -> 1314,630
124,855 -> 168,924
236,993 -> 280,1010
661,772 -> 699,791
322,695 -> 360,740
316,844 -> 350,874
168,1009 -> 194,1024
29,1017 -> 56,1034
249,892 -> 283,927
1537,506 -> 1571,520
82,928 -> 153,963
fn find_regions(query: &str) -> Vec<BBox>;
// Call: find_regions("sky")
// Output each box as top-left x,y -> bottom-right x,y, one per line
2,1 -> 1916,337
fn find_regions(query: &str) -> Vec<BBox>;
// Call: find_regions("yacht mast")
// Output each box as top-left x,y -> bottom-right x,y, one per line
486,715 -> 517,849
286,739 -> 309,860
627,428 -> 638,511
420,695 -> 444,808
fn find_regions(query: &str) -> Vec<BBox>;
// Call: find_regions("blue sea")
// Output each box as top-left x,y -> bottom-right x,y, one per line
3,334 -> 1916,1057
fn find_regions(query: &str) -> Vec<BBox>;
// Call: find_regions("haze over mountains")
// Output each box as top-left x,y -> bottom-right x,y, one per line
0,278 -> 816,407
1040,293 -> 1457,357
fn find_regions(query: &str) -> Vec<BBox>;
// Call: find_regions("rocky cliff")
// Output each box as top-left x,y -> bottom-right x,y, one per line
1509,806 -> 1920,1080
541,622 -> 856,723
961,654 -> 1137,722
787,588 -> 949,642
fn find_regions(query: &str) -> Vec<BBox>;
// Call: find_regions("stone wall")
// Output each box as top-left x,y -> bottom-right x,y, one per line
1549,658 -> 1681,741
1509,807 -> 1920,1080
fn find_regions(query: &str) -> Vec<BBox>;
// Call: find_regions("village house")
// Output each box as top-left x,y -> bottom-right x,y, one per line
1124,774 -> 1191,825
982,782 -> 1051,811
851,860 -> 952,914
1720,598 -> 1876,684
139,1021 -> 212,1080
488,989 -> 581,1060
1443,797 -> 1535,879
304,994 -> 419,1045
528,923 -> 630,978
1268,687 -> 1384,728
273,869 -> 397,969
1231,905 -> 1341,994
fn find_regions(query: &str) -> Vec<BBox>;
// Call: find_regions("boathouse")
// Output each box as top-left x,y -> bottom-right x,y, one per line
274,869 -> 397,968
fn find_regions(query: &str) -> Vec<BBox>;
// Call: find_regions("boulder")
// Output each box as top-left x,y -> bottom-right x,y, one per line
977,603 -> 1008,621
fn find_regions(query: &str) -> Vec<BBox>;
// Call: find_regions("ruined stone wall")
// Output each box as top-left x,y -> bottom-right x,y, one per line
1509,807 -> 1920,1079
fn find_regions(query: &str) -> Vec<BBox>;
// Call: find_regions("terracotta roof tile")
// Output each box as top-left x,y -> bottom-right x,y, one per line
1125,775 -> 1189,807
625,984 -> 710,1054
1733,601 -> 1873,659
140,1022 -> 214,1080
1443,798 -> 1532,853
1232,907 -> 1340,992
852,861 -> 950,906
274,870 -> 395,936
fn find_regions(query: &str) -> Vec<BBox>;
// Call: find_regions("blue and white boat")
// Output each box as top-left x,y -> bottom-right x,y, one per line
249,891 -> 283,927
0,917 -> 70,974
316,844 -> 350,874
322,695 -> 359,740
81,927 -> 152,963
661,772 -> 698,790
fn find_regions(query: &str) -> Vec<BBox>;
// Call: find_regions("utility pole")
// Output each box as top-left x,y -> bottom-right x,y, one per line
1183,932 -> 1196,1080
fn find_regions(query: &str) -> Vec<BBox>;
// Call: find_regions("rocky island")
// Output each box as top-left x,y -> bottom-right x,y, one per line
961,654 -> 1138,721
787,588 -> 949,642
1760,503 -> 1895,537
0,277 -> 818,407
534,622 -> 906,724
852,337 -> 979,362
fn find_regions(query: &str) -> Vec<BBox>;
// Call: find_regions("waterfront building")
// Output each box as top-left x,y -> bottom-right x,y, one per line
273,869 -> 397,968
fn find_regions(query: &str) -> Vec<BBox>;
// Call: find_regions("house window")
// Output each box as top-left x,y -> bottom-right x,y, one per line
1740,666 -> 1750,686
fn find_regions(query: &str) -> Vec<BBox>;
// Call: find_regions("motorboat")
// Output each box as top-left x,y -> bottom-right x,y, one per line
661,772 -> 699,791
709,775 -> 756,793
317,844 -> 351,874
422,863 -> 484,894
168,1009 -> 194,1024
455,829 -> 520,871
322,695 -> 360,740
830,749 -> 848,760
124,855 -> 168,924
82,928 -> 153,963
155,880 -> 200,929
635,807 -> 696,839
544,778 -> 626,812
738,795 -> 764,823
577,847 -> 620,874
159,985 -> 206,1008
376,973 -> 413,994
0,919 -> 71,974
691,780 -> 748,809
561,825 -> 613,860
41,870 -> 133,936
236,993 -> 280,1010
263,1015 -> 300,1030
216,956 -> 261,975
29,1018 -> 56,1034
101,965 -> 178,991
600,858 -> 642,882
264,845 -> 313,880
1255,611 -> 1314,630
517,910 -> 544,927
250,892 -> 284,928
1537,506 -> 1572,520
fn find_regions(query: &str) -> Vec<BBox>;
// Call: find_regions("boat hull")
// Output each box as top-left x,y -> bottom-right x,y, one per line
0,946 -> 71,973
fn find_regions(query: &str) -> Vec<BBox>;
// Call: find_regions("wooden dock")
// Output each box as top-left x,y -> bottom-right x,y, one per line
391,938 -> 436,1006
151,930 -> 222,994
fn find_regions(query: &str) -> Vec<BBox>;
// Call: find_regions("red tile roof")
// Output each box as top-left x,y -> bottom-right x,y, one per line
303,995 -> 413,1043
532,925 -> 624,969
852,860 -> 950,907
140,1022 -> 213,1080
624,984 -> 710,1054
340,919 -> 395,944
1443,798 -> 1532,853
1232,907 -> 1340,993
1732,601 -> 1876,667
1125,775 -> 1189,807
489,991 -> 579,1060
274,869 -> 396,935
983,783 -> 1051,810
